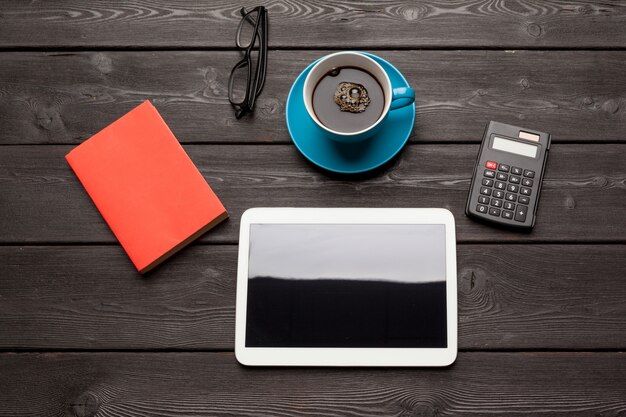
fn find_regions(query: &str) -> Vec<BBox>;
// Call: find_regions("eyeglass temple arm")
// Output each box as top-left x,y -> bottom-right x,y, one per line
240,7 -> 258,25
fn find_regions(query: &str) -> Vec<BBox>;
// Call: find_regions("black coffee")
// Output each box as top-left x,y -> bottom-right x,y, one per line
312,67 -> 384,133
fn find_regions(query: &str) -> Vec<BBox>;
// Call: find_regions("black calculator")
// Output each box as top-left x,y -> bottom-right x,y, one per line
466,121 -> 550,230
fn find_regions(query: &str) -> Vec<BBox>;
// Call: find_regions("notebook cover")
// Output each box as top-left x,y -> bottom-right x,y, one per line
65,100 -> 228,273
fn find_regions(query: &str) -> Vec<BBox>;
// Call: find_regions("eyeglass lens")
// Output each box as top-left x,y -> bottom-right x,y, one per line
236,9 -> 259,49
229,61 -> 250,105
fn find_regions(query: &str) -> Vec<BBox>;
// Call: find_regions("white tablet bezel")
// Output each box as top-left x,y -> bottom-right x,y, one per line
235,208 -> 457,367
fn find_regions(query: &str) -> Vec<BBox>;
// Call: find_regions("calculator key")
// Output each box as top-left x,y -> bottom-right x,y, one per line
484,170 -> 496,178
489,208 -> 501,217
495,181 -> 506,190
482,178 -> 494,187
522,178 -> 533,187
514,204 -> 528,222
491,199 -> 503,208
493,190 -> 504,199
511,166 -> 523,175
496,172 -> 508,181
502,210 -> 514,220
486,161 -> 497,170
504,201 -> 515,210
505,193 -> 517,202
498,164 -> 510,172
518,196 -> 530,205
480,187 -> 492,196
507,184 -> 519,193
523,169 -> 535,178
477,204 -> 488,214
478,196 -> 490,204
509,175 -> 521,184
520,187 -> 532,196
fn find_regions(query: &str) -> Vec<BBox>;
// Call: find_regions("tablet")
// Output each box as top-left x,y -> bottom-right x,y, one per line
235,208 -> 457,366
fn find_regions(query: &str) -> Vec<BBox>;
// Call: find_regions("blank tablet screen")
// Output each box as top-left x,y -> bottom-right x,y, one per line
245,224 -> 448,348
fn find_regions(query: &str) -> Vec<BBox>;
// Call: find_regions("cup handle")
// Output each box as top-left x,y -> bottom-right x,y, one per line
389,87 -> 415,111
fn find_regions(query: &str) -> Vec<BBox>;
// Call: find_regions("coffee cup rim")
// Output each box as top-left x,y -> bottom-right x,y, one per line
303,51 -> 393,137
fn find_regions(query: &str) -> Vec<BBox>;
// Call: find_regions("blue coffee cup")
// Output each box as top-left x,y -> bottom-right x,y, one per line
303,51 -> 415,143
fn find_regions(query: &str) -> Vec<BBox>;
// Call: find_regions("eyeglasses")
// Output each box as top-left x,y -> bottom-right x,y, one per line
228,6 -> 268,119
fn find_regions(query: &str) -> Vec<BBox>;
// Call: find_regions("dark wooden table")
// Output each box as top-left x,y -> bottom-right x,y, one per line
1,1 -> 626,415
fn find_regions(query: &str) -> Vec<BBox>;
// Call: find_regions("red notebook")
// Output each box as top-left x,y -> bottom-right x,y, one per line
66,101 -> 228,273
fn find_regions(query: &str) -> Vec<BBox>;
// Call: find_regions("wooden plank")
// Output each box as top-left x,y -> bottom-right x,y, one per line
0,352 -> 624,416
1,50 -> 625,145
1,245 -> 624,350
0,144 -> 625,244
1,1 -> 626,49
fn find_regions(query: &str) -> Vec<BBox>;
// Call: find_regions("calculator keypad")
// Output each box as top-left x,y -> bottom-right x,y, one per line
476,161 -> 536,223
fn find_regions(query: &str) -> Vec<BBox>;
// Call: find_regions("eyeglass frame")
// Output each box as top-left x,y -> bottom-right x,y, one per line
228,6 -> 268,119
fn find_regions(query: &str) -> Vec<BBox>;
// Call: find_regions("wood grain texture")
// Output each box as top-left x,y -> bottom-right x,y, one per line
0,144 -> 624,244
1,245 -> 624,350
1,0 -> 626,48
0,352 -> 625,416
1,51 -> 625,145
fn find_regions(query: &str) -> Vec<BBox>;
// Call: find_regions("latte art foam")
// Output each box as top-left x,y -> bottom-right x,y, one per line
334,82 -> 370,113
312,66 -> 384,133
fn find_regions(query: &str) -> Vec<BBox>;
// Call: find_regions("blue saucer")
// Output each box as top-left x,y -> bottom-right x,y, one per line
286,53 -> 415,174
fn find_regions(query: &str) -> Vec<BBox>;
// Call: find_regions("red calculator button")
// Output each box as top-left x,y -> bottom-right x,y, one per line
486,161 -> 497,170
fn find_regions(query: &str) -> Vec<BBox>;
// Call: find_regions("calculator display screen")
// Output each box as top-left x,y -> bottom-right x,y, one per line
245,223 -> 448,348
492,136 -> 538,158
